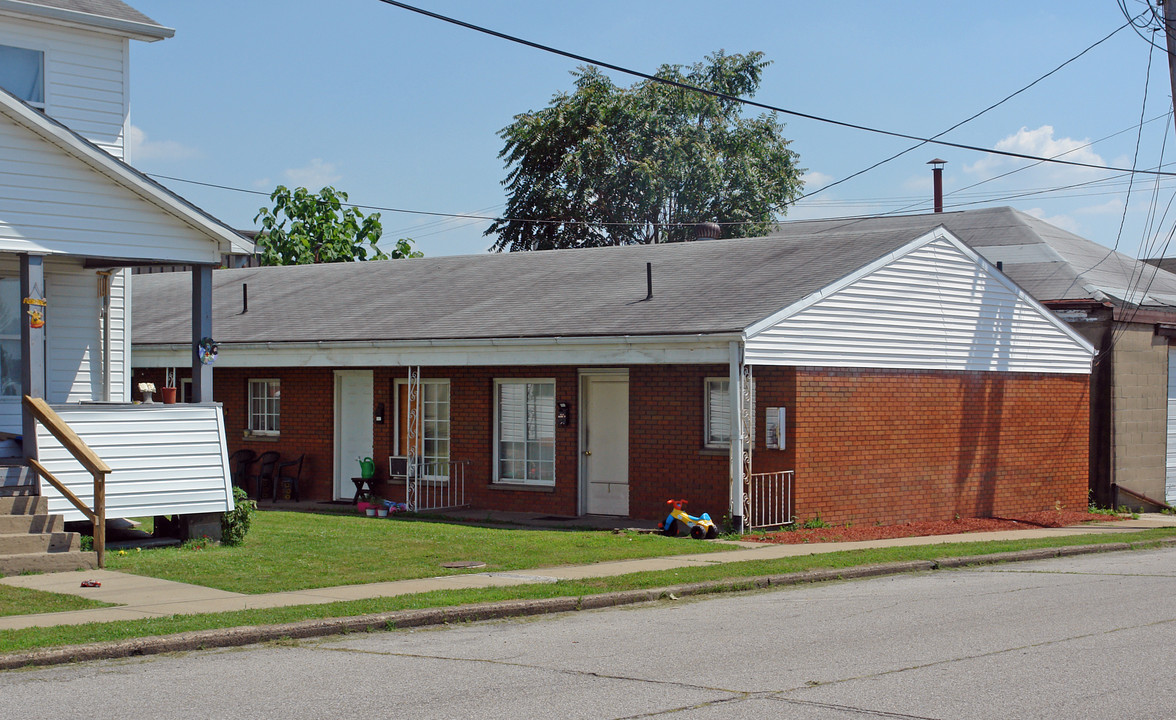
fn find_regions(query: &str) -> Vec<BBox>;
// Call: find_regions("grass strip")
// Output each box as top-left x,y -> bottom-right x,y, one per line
3,526 -> 1174,656
0,586 -> 111,618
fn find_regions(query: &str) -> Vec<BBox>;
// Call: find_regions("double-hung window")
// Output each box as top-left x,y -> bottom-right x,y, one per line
248,379 -> 280,435
494,379 -> 555,485
0,279 -> 19,398
394,379 -> 450,477
704,378 -> 730,449
0,45 -> 45,109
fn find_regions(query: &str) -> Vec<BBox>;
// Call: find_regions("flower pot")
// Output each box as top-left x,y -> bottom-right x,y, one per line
377,509 -> 389,518
365,508 -> 376,517
141,390 -> 153,404
160,386 -> 177,404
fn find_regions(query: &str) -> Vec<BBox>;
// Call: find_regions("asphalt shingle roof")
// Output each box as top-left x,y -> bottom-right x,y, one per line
7,0 -> 163,27
132,225 -> 924,345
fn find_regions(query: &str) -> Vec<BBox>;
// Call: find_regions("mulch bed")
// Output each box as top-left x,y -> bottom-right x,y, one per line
743,510 -> 1127,545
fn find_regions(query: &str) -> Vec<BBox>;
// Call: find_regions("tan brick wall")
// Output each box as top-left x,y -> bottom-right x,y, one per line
1110,323 -> 1168,501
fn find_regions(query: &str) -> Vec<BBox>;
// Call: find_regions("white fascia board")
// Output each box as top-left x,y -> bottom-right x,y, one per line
743,226 -> 1097,358
0,1 -> 174,41
0,92 -> 252,260
132,334 -> 741,369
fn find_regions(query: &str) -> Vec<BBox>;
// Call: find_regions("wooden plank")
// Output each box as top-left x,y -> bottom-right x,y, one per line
23,396 -> 112,475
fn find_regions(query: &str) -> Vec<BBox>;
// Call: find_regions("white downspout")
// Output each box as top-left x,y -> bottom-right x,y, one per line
729,340 -> 744,533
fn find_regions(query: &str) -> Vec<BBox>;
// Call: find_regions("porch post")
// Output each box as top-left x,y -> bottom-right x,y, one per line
728,340 -> 744,533
20,254 -> 46,461
191,264 -> 214,403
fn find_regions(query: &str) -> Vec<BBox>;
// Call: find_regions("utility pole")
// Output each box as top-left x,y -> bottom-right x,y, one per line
1163,1 -> 1176,136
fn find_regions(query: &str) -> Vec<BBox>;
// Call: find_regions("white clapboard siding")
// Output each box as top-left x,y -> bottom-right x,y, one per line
0,16 -> 127,156
745,233 -> 1093,374
35,403 -> 233,521
0,119 -> 220,262
1167,347 -> 1176,507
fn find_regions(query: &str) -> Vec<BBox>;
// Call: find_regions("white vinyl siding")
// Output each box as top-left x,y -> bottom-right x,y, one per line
0,16 -> 127,156
0,118 -> 221,262
494,379 -> 555,485
36,403 -> 233,521
745,235 -> 1093,374
704,378 -> 730,448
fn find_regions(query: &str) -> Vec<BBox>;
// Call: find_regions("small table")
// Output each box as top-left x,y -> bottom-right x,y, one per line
352,477 -> 375,504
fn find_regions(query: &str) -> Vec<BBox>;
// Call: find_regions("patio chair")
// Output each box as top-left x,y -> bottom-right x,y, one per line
249,450 -> 281,500
273,454 -> 305,503
228,449 -> 257,491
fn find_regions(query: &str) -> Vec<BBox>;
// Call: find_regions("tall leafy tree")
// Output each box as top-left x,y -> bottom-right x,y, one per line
486,51 -> 804,251
254,185 -> 422,265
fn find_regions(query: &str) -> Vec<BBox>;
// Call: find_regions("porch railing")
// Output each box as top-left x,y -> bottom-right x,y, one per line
23,396 -> 111,567
746,470 -> 794,530
403,460 -> 468,513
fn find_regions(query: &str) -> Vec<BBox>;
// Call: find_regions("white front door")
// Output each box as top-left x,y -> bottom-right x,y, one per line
334,370 -> 374,501
581,372 -> 629,516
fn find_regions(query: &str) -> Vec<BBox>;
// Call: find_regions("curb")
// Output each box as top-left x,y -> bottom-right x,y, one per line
4,537 -> 1175,670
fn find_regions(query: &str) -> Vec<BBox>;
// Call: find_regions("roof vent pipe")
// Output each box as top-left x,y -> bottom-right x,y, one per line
928,158 -> 946,213
694,222 -> 722,240
645,262 -> 653,300
241,283 -> 248,314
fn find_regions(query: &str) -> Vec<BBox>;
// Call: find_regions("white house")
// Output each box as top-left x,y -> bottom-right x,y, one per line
0,0 -> 252,563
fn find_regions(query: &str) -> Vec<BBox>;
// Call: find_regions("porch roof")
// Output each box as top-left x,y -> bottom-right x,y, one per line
132,224 -> 930,345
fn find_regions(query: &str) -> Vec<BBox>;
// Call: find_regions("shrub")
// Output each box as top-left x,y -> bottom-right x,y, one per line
221,487 -> 257,546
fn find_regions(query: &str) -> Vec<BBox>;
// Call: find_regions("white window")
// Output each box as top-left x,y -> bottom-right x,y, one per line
248,379 -> 280,435
394,379 -> 450,476
704,378 -> 730,448
0,45 -> 44,108
0,279 -> 18,398
495,379 -> 555,485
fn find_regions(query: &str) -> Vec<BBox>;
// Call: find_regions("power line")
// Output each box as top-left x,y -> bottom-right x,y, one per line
378,0 -> 1176,178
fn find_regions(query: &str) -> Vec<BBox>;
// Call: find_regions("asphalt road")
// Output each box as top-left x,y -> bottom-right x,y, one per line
4,547 -> 1176,719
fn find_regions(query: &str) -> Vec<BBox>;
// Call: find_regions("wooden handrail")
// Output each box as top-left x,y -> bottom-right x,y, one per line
22,396 -> 109,567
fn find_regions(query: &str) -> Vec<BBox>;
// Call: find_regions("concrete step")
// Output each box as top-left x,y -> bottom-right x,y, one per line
0,496 -> 47,516
0,513 -> 61,534
0,550 -> 97,576
0,531 -> 79,555
0,464 -> 35,498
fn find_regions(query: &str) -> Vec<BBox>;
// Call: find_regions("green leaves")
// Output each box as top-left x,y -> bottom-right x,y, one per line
487,51 -> 804,251
253,185 -> 423,265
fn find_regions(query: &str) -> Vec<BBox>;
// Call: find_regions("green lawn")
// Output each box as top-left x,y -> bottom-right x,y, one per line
0,585 -> 111,618
2,527 -> 1173,655
103,511 -> 730,594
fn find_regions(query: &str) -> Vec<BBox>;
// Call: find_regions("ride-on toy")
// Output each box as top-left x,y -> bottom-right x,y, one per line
659,499 -> 718,539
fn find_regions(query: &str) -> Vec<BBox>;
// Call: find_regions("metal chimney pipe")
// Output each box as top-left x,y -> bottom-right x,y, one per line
928,158 -> 946,213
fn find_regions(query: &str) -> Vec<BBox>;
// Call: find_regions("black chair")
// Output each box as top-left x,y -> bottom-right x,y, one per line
274,454 -> 305,502
249,450 -> 281,500
228,449 -> 257,491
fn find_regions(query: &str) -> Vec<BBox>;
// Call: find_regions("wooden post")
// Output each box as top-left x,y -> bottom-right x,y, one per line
192,264 -> 214,403
94,473 -> 105,568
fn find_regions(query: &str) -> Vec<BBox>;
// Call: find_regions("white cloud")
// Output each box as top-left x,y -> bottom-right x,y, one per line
965,125 -> 1105,177
1023,207 -> 1081,234
252,177 -> 272,190
127,125 -> 198,162
283,159 -> 342,189
801,170 -> 834,189
1076,198 -> 1124,216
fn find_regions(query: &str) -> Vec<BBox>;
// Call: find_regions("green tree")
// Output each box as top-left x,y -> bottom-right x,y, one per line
486,51 -> 804,251
253,185 -> 422,265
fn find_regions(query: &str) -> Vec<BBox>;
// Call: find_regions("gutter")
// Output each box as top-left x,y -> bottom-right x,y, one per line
0,1 -> 174,41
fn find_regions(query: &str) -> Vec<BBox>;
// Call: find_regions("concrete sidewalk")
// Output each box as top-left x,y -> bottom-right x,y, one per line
3,513 -> 1175,632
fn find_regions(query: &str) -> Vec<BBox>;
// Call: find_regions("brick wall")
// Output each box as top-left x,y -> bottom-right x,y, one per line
789,367 -> 1089,526
133,362 -> 1089,527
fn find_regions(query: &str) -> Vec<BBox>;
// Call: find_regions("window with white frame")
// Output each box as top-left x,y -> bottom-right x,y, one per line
0,45 -> 44,108
704,378 -> 731,449
495,379 -> 555,485
394,379 -> 450,476
0,279 -> 18,398
248,379 -> 280,435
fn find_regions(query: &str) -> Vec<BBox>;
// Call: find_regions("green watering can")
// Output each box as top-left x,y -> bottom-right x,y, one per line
359,456 -> 375,479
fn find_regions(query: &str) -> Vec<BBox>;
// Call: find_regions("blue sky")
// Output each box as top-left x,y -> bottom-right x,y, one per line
127,1 -> 1176,259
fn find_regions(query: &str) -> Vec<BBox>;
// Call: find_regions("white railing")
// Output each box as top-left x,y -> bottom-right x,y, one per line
396,458 -> 467,513
746,470 -> 794,529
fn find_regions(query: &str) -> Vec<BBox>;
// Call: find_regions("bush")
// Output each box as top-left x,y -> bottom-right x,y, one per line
220,487 -> 257,546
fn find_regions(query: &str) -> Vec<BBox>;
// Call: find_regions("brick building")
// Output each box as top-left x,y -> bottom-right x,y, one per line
131,221 -> 1094,529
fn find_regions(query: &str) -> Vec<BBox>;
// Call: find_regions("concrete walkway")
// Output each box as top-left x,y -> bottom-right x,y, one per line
3,514 -> 1175,632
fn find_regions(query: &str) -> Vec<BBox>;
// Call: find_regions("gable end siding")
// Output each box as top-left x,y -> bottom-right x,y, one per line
745,236 -> 1091,374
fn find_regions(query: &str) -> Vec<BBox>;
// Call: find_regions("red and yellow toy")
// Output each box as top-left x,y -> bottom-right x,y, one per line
659,499 -> 718,539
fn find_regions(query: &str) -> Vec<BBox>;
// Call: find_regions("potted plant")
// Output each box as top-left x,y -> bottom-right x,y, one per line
160,367 -> 177,404
363,492 -> 379,517
374,496 -> 389,518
